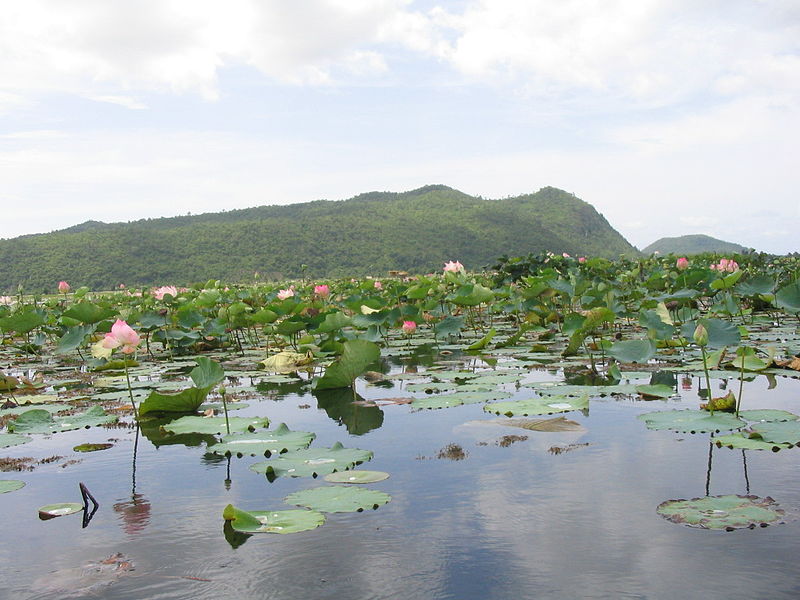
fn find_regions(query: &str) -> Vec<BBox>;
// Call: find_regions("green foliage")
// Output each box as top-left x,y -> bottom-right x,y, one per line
642,234 -> 747,255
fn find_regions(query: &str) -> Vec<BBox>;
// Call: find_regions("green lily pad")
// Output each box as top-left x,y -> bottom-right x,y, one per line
323,470 -> 390,484
526,383 -> 638,397
161,415 -> 269,436
285,485 -> 391,513
138,387 -> 212,416
484,394 -> 589,417
656,495 -> 784,530
739,410 -> 799,423
0,433 -> 32,448
313,340 -> 381,390
250,442 -> 373,479
635,384 -> 677,399
0,480 -> 25,494
207,423 -> 315,457
714,433 -> 793,451
750,420 -> 800,445
8,406 -> 117,434
411,395 -> 466,410
638,410 -> 745,433
38,502 -> 84,519
406,382 -> 457,393
222,504 -> 325,534
73,443 -> 114,452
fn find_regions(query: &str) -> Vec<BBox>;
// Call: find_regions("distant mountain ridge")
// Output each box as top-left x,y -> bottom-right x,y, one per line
642,234 -> 747,255
0,185 -> 637,292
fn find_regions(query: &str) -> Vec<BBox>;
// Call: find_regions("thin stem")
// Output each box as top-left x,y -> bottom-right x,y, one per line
123,360 -> 139,421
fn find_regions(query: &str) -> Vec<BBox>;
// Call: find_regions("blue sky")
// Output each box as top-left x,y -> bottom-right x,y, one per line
1,0 -> 798,253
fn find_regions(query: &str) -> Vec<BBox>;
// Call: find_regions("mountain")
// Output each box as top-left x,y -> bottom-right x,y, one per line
0,185 -> 637,292
642,234 -> 747,256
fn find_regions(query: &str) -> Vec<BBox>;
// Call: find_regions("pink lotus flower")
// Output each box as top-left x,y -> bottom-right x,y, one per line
153,285 -> 178,300
373,281 -> 382,290
402,320 -> 417,334
58,281 -> 70,293
277,286 -> 295,300
314,284 -> 330,298
562,253 -> 571,258
102,320 -> 141,354
710,258 -> 739,272
578,257 -> 586,264
676,257 -> 689,270
443,260 -> 465,273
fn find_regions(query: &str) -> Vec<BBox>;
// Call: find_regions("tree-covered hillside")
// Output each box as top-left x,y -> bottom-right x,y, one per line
1,185 -> 637,292
642,234 -> 747,255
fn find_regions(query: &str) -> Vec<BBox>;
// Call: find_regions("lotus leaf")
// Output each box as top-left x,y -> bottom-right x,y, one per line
38,502 -> 84,519
285,485 -> 391,513
406,382 -> 457,393
222,504 -> 325,534
0,480 -> 25,494
656,495 -> 784,530
324,470 -> 390,484
207,423 -> 315,456
635,384 -> 677,399
484,394 -> 589,417
494,416 -> 586,432
608,339 -> 657,363
189,356 -> 225,388
749,420 -> 800,445
714,433 -> 792,451
313,340 -> 380,390
73,443 -> 114,452
738,410 -> 798,423
249,442 -> 372,478
425,370 -> 480,380
525,383 -> 638,397
138,387 -> 212,416
261,351 -> 315,373
638,410 -> 744,433
8,406 -> 117,434
0,433 -> 32,448
411,395 -> 465,409
161,415 -> 269,436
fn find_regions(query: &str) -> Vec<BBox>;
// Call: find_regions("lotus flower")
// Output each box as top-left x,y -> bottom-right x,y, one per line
578,257 -> 586,264
676,257 -> 689,270
277,286 -> 295,300
58,281 -> 70,293
373,281 -> 382,290
402,320 -> 417,335
153,285 -> 178,300
443,260 -> 465,273
102,320 -> 142,355
314,284 -> 330,298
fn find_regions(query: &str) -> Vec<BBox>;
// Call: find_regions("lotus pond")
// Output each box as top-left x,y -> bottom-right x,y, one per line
1,255 -> 800,599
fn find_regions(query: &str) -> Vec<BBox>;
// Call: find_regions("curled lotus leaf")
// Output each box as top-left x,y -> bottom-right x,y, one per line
161,415 -> 269,436
656,495 -> 784,530
260,351 -> 315,373
207,423 -> 315,457
638,410 -> 744,433
223,504 -> 325,534
38,502 -> 84,520
285,485 -> 391,513
484,394 -> 589,417
249,442 -> 373,479
0,480 -> 26,494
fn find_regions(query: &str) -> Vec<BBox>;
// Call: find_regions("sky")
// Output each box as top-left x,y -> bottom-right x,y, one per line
1,0 -> 798,253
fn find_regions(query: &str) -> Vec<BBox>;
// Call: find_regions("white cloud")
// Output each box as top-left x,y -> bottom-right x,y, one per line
87,95 -> 148,110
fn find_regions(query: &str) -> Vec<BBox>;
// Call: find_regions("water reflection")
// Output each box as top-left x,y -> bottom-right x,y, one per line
312,388 -> 384,435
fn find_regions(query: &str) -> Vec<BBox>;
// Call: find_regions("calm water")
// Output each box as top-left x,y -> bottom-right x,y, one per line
2,354 -> 799,600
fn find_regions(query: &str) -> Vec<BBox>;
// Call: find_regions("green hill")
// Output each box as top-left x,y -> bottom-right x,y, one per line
0,185 -> 637,292
642,234 -> 747,256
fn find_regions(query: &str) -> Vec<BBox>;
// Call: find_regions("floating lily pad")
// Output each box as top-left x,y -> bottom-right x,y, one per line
207,423 -> 315,457
749,420 -> 800,445
38,502 -> 84,519
635,384 -> 677,399
526,383 -> 638,397
8,406 -> 117,434
0,480 -> 25,494
714,433 -> 793,452
656,495 -> 784,530
223,504 -> 325,534
323,470 -> 390,484
406,382 -> 457,393
161,415 -> 269,436
484,394 -> 589,417
638,410 -> 745,433
250,442 -> 373,479
285,485 -> 391,513
73,443 -> 114,452
0,433 -> 32,448
411,395 -> 465,410
739,410 -> 799,423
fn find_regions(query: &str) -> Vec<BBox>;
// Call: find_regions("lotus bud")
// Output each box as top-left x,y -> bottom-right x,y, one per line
693,324 -> 708,347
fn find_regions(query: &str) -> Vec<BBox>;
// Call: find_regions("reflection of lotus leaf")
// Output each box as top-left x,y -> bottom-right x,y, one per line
250,442 -> 373,478
207,423 -> 315,457
484,394 -> 589,417
638,410 -> 744,433
285,485 -> 391,513
0,480 -> 25,494
657,495 -> 784,530
324,470 -> 390,484
223,504 -> 325,534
